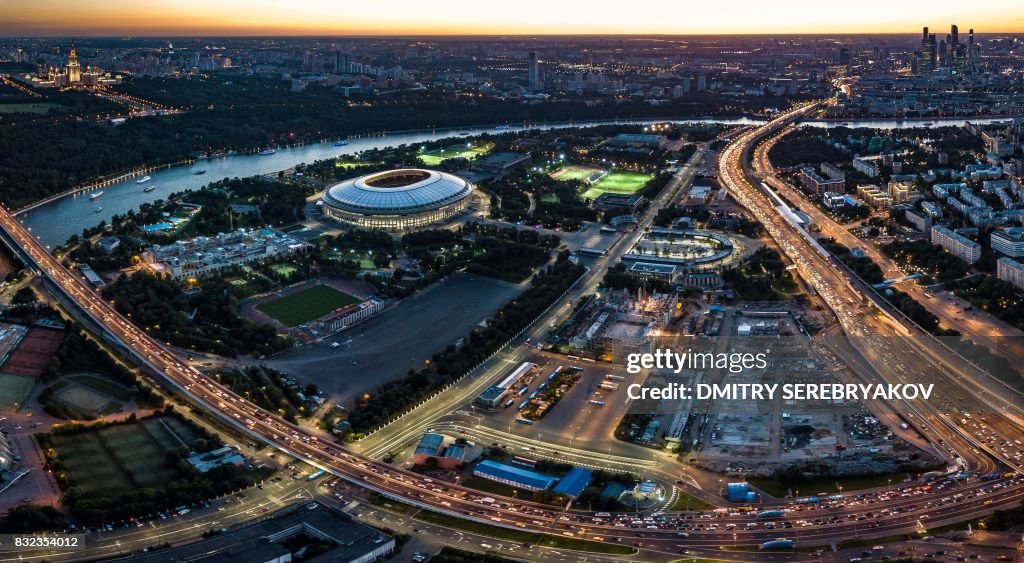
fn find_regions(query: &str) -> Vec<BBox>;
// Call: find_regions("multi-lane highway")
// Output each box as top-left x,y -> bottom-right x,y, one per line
753,125 -> 1024,368
4,107 -> 1024,557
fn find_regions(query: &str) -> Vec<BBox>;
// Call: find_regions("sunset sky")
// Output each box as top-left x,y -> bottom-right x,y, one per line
3,0 -> 1023,36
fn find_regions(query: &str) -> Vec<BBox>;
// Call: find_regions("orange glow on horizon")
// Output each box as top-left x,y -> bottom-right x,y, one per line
3,0 -> 1024,36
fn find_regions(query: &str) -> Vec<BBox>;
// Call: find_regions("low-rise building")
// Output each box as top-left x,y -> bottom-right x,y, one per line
187,446 -> 246,473
852,157 -> 880,178
991,229 -> 1024,258
888,181 -> 913,203
931,225 -> 982,264
905,209 -> 932,233
143,228 -> 306,280
470,152 -> 531,176
97,236 -> 121,254
629,262 -> 678,281
997,257 -> 1024,289
412,433 -> 465,469
130,503 -> 394,563
856,184 -> 892,207
799,167 -> 844,195
593,193 -> 646,215
822,192 -> 847,208
921,201 -> 943,219
473,459 -> 558,491
821,162 -> 846,182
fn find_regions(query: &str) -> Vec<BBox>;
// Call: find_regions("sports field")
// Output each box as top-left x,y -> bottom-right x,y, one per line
0,373 -> 35,410
49,418 -> 191,497
550,164 -> 604,182
256,285 -> 359,326
581,171 -> 653,200
418,144 -> 491,166
271,264 -> 297,277
56,386 -> 112,413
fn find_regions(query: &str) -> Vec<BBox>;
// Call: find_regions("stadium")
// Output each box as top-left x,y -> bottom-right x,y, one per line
319,168 -> 474,230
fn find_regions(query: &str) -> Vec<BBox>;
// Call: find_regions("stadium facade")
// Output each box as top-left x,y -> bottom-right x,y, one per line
320,169 -> 474,230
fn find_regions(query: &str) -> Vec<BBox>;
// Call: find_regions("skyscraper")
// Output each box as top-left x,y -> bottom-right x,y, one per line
66,43 -> 81,83
920,27 -> 937,73
527,52 -> 541,91
968,29 -> 977,74
335,51 -> 349,74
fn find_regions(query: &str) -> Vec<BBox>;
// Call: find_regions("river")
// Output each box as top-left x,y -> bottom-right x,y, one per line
17,115 -> 1010,247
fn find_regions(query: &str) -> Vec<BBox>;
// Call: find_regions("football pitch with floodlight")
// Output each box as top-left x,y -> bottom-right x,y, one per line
550,164 -> 605,182
418,144 -> 492,166
256,285 -> 360,326
580,170 -> 653,200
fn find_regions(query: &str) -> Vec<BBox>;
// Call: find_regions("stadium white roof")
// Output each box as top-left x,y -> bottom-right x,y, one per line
322,169 -> 473,215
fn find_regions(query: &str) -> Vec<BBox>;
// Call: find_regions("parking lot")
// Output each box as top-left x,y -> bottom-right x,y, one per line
265,273 -> 524,403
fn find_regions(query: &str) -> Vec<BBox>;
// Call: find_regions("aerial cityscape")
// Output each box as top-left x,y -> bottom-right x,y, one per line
0,1 -> 1023,562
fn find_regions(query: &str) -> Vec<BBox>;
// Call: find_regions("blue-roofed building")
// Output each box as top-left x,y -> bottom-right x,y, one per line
552,467 -> 593,498
443,445 -> 466,465
412,433 -> 444,464
726,482 -> 751,502
473,460 -> 557,492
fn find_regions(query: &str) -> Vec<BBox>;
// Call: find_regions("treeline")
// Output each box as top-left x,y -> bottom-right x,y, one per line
44,327 -> 165,408
767,129 -> 851,168
402,223 -> 559,284
213,366 -> 314,423
0,75 -> 781,208
602,263 -> 673,293
489,169 -> 598,231
885,289 -> 942,334
721,247 -> 795,301
946,274 -> 1024,331
102,272 -> 292,357
0,504 -> 67,534
38,409 -> 269,527
344,257 -> 584,436
882,240 -> 968,283
819,237 -> 884,284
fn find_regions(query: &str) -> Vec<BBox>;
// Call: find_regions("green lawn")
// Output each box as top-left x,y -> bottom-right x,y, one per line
271,264 -> 297,277
670,490 -> 715,512
463,476 -> 532,499
0,373 -> 35,410
256,285 -> 359,326
418,144 -> 491,166
748,472 -> 908,499
69,374 -> 132,402
49,418 -> 190,498
581,171 -> 653,200
0,103 -> 59,114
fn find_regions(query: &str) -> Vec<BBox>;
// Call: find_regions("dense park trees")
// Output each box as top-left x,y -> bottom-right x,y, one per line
102,272 -> 292,357
0,75 -> 781,209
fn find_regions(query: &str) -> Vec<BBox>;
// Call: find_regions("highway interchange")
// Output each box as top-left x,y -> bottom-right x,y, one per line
4,106 -> 1024,560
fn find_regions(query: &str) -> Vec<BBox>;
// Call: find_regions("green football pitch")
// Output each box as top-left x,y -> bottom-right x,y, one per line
256,285 -> 360,326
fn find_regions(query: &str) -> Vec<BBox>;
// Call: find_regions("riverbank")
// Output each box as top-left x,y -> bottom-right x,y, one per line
16,113 -> 1008,247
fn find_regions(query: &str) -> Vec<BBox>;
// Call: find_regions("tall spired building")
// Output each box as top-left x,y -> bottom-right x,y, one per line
66,44 -> 81,83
